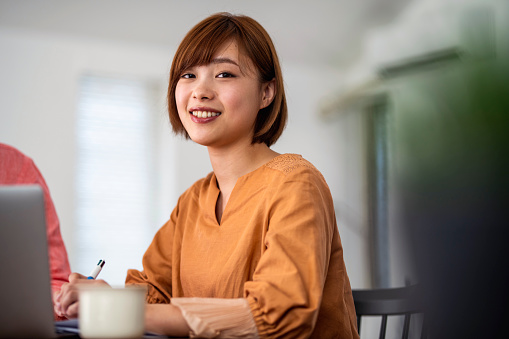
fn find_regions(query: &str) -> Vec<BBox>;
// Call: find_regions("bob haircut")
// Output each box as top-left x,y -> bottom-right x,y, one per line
167,12 -> 287,147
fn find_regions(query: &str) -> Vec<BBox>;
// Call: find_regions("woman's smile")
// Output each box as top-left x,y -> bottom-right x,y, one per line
190,111 -> 221,118
189,107 -> 222,123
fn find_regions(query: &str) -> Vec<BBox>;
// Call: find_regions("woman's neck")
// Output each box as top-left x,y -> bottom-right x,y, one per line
208,141 -> 279,207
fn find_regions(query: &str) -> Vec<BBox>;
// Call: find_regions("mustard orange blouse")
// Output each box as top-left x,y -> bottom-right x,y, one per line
126,154 -> 358,338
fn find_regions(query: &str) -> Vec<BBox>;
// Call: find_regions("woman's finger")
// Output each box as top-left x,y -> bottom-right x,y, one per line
59,285 -> 80,316
64,300 -> 80,318
68,272 -> 87,282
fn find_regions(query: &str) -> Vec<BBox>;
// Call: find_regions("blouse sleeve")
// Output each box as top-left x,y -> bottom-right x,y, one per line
125,203 -> 179,304
244,167 -> 336,338
171,298 -> 258,338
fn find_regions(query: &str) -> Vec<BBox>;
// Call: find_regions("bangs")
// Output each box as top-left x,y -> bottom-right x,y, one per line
173,17 -> 246,75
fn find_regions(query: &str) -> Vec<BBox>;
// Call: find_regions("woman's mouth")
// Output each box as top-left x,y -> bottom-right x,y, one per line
190,111 -> 221,118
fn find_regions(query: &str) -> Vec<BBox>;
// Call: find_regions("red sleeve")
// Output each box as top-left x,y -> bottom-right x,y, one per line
21,159 -> 72,293
1,144 -> 72,320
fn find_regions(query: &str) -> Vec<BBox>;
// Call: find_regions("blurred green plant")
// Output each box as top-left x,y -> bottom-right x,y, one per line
395,57 -> 509,338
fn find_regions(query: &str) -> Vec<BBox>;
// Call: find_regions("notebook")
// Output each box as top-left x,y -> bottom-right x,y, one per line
0,185 -> 77,338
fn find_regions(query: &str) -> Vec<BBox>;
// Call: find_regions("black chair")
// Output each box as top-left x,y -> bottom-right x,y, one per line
352,285 -> 425,339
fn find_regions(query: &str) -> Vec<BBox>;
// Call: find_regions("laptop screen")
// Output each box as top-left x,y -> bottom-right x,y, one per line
0,185 -> 56,338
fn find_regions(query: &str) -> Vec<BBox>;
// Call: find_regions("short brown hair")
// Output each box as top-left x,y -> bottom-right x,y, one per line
167,12 -> 287,147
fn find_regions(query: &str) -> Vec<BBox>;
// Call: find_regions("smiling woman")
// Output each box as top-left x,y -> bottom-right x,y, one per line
167,13 -> 287,148
56,12 -> 359,339
175,40 -> 276,151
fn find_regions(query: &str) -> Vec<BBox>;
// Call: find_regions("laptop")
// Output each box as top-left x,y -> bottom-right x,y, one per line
0,185 -> 77,338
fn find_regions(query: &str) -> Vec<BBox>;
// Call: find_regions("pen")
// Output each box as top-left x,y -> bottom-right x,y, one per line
87,259 -> 105,279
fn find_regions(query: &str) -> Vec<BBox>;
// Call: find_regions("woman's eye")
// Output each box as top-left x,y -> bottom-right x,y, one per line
181,73 -> 195,79
217,72 -> 235,78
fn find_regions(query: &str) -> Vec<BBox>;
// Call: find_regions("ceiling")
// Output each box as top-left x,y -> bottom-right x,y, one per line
0,0 -> 413,70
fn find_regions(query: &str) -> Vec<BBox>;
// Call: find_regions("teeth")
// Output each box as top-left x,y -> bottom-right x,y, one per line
192,111 -> 220,118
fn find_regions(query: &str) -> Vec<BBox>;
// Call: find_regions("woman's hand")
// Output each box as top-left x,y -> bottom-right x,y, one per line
54,272 -> 110,319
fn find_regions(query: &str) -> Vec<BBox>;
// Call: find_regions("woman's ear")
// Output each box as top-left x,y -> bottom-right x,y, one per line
260,79 -> 276,109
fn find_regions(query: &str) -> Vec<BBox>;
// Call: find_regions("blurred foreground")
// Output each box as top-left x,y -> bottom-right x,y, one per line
398,57 -> 509,338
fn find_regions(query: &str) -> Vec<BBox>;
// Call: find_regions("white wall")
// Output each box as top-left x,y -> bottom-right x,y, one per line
0,28 -> 175,270
0,26 -> 370,287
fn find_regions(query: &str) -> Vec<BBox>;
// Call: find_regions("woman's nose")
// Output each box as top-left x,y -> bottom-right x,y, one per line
192,78 -> 214,100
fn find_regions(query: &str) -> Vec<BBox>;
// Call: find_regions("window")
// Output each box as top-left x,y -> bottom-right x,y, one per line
75,74 -> 159,285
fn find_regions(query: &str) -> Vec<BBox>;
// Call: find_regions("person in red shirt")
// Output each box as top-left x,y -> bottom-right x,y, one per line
0,143 -> 71,320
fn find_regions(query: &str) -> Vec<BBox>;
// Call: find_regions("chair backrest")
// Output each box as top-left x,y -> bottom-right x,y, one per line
352,285 -> 425,339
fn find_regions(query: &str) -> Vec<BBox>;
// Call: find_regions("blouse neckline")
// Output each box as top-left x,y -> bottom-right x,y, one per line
207,153 -> 301,226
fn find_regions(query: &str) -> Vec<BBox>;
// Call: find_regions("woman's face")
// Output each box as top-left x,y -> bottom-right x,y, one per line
175,40 -> 274,149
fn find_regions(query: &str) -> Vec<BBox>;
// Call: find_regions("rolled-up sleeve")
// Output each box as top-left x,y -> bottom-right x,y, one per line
171,298 -> 258,338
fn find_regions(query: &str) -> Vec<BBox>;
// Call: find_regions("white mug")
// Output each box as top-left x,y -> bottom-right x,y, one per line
78,285 -> 147,339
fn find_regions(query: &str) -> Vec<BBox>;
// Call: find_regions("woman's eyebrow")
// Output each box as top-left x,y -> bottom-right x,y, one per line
211,57 -> 239,67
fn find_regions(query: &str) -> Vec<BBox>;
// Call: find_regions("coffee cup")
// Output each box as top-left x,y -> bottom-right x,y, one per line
78,285 -> 147,338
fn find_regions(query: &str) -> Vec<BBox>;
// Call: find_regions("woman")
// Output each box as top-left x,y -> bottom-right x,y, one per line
56,13 -> 358,338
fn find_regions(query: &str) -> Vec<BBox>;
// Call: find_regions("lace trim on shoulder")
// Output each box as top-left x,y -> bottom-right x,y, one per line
265,153 -> 316,174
